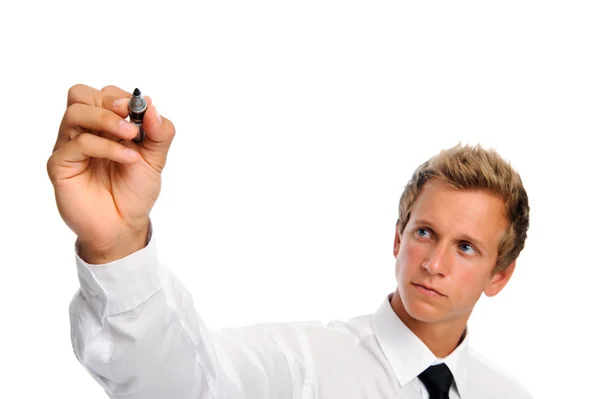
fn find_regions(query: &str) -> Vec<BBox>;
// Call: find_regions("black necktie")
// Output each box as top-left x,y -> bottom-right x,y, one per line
418,363 -> 454,399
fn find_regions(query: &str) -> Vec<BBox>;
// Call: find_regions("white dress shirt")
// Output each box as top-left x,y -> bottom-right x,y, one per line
70,225 -> 532,399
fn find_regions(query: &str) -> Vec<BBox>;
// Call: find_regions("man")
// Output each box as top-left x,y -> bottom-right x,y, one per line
47,84 -> 532,399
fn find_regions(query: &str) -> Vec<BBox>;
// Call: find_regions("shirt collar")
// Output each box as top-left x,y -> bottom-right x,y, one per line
371,293 -> 469,397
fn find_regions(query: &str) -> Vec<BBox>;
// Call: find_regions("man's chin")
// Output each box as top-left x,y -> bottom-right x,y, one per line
404,301 -> 447,323
399,292 -> 448,324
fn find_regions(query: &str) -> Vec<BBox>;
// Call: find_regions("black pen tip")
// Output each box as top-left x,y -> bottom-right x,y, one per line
133,88 -> 141,96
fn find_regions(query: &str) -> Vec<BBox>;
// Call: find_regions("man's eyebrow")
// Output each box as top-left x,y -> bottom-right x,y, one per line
412,218 -> 436,229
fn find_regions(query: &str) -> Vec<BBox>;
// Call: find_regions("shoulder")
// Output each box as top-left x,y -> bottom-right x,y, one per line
466,348 -> 533,399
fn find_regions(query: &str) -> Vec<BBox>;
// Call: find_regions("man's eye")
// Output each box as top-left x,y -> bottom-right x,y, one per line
459,242 -> 476,254
416,228 -> 430,237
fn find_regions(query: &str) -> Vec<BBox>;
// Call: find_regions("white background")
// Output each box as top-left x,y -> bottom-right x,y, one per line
1,1 -> 599,397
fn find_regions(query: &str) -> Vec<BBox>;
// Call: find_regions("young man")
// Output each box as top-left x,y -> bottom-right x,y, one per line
48,84 -> 532,399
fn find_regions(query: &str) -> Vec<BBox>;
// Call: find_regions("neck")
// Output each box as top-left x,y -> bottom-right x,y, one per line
390,290 -> 468,358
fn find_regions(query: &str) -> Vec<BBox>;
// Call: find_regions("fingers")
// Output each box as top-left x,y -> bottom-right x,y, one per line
100,84 -> 133,98
48,133 -> 140,183
70,102 -> 140,140
67,84 -> 131,107
54,84 -> 174,174
66,84 -> 145,118
54,101 -> 141,152
56,84 -> 131,151
66,84 -> 107,108
138,103 -> 176,173
67,84 -> 129,119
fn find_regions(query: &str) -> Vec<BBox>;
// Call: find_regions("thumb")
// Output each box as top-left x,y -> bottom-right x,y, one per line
138,103 -> 176,172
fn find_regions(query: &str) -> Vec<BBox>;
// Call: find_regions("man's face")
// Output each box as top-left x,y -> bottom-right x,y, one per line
394,178 -> 515,325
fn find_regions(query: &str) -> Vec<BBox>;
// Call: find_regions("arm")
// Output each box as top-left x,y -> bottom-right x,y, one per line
69,225 -> 295,398
49,85 -> 297,398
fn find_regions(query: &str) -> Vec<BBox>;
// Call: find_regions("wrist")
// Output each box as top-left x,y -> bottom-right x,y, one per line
78,221 -> 150,265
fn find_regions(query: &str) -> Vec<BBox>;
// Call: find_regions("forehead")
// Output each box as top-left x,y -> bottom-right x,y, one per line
409,179 -> 508,243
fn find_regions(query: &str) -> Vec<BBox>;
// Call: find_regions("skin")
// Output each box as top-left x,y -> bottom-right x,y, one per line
47,84 -> 176,264
390,178 -> 516,358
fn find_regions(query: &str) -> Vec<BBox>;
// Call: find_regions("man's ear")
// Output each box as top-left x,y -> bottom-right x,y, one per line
484,260 -> 516,297
393,221 -> 401,258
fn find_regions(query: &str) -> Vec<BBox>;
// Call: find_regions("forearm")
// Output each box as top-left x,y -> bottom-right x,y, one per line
70,266 -> 215,398
70,227 -> 217,398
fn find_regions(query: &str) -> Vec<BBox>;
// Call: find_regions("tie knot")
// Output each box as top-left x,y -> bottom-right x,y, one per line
418,363 -> 454,397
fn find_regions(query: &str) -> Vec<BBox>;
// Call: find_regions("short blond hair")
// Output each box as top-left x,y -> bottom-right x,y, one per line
397,143 -> 530,273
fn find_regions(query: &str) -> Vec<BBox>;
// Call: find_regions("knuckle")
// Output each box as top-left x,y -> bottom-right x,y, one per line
101,85 -> 118,92
46,155 -> 55,176
46,153 -> 61,183
67,84 -> 85,103
74,132 -> 90,146
68,83 -> 85,94
64,103 -> 78,120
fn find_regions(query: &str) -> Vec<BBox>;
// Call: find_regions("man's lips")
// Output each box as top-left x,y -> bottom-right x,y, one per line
411,282 -> 445,297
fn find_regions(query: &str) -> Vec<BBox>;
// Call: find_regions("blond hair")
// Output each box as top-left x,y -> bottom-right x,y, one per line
397,143 -> 530,273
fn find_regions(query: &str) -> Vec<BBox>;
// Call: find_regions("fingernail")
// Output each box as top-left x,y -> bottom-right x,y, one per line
113,98 -> 129,108
119,119 -> 139,133
154,105 -> 162,125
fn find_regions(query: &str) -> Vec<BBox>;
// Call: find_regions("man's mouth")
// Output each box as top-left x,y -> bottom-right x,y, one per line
411,282 -> 444,297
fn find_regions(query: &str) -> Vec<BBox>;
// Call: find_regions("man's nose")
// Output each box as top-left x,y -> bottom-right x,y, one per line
422,243 -> 451,275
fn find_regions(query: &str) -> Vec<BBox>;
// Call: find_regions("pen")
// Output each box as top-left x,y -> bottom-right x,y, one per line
128,88 -> 147,143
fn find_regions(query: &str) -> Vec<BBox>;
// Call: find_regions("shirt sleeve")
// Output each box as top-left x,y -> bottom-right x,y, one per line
69,223 -> 299,399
